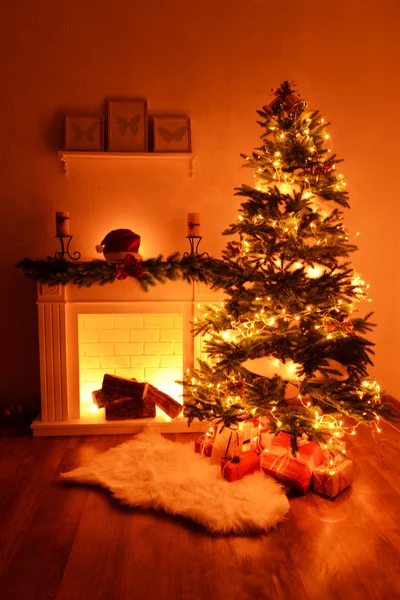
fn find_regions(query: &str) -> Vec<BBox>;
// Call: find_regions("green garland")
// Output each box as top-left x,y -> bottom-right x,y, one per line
17,253 -> 211,291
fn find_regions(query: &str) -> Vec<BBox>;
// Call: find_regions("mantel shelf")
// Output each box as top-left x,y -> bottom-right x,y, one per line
57,151 -> 195,176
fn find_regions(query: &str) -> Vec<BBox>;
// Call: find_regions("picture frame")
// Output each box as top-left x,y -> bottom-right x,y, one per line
107,99 -> 148,152
65,115 -> 104,151
153,116 -> 191,152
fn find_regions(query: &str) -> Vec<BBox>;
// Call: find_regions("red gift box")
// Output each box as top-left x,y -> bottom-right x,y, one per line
221,451 -> 260,483
296,441 -> 324,470
194,436 -> 213,457
261,440 -> 324,494
261,451 -> 311,493
271,431 -> 291,450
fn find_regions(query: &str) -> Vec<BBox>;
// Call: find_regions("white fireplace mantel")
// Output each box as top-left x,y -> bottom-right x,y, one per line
32,278 -> 221,436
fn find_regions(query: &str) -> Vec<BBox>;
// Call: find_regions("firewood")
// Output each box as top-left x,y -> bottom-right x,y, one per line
92,389 -> 129,408
102,374 -> 148,401
105,395 -> 156,420
146,384 -> 182,419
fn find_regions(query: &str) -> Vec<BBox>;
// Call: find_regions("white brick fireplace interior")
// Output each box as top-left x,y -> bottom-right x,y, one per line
33,278 -> 214,435
78,313 -> 184,409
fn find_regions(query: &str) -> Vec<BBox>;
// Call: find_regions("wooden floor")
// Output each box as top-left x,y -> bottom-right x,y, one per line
1,422 -> 400,600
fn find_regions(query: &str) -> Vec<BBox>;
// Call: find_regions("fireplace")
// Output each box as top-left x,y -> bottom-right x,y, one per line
32,277 -> 215,435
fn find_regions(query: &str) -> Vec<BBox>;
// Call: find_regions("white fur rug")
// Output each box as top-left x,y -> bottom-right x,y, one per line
60,431 -> 289,534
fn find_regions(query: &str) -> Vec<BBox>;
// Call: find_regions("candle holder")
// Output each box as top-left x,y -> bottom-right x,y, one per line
183,236 -> 209,257
55,235 -> 81,261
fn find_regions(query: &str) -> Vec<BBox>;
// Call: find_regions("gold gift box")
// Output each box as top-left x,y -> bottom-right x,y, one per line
313,459 -> 353,499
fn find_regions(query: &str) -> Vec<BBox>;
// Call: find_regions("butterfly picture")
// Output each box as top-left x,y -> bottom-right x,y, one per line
115,115 -> 141,136
108,100 -> 148,151
153,117 -> 191,152
71,122 -> 99,142
65,115 -> 104,151
157,126 -> 187,143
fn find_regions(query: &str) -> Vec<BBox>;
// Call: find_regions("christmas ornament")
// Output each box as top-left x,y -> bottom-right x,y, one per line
262,81 -> 306,119
96,228 -> 143,262
326,318 -> 355,335
226,242 -> 240,257
227,379 -> 246,397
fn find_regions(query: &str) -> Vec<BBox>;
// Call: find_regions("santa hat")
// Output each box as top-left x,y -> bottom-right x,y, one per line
96,229 -> 142,261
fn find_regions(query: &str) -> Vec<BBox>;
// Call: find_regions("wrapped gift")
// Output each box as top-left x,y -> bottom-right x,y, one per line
210,426 -> 244,464
313,459 -> 353,498
260,429 -> 275,450
250,426 -> 261,451
271,431 -> 292,450
221,451 -> 260,483
261,448 -> 312,493
322,448 -> 347,467
259,415 -> 271,428
261,439 -> 324,494
296,441 -> 324,471
239,417 -> 259,443
194,436 -> 214,457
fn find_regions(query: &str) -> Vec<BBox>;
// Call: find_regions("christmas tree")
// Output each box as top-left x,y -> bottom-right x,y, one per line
183,81 -> 395,451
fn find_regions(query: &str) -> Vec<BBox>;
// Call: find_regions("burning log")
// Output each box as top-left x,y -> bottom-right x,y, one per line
147,384 -> 182,419
92,389 -> 127,408
105,394 -> 156,420
102,374 -> 148,400
93,374 -> 182,420
99,374 -> 155,419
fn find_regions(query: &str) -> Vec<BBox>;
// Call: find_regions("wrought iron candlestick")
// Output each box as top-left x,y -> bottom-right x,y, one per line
55,235 -> 81,261
183,236 -> 209,257
55,211 -> 81,260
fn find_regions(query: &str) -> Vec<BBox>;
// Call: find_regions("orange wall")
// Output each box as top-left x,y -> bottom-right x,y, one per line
1,0 -> 400,407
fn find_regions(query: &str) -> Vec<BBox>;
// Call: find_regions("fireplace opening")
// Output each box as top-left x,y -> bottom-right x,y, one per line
78,313 -> 184,421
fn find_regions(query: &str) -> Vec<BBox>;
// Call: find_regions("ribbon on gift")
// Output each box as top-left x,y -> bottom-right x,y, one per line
268,446 -> 293,474
221,429 -> 242,479
223,429 -> 241,458
265,442 -> 320,479
197,434 -> 209,456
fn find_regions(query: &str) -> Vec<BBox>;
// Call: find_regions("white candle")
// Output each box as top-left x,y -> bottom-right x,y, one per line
56,211 -> 70,236
187,213 -> 200,237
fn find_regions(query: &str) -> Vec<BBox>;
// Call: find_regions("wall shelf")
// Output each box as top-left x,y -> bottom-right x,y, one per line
57,151 -> 195,176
